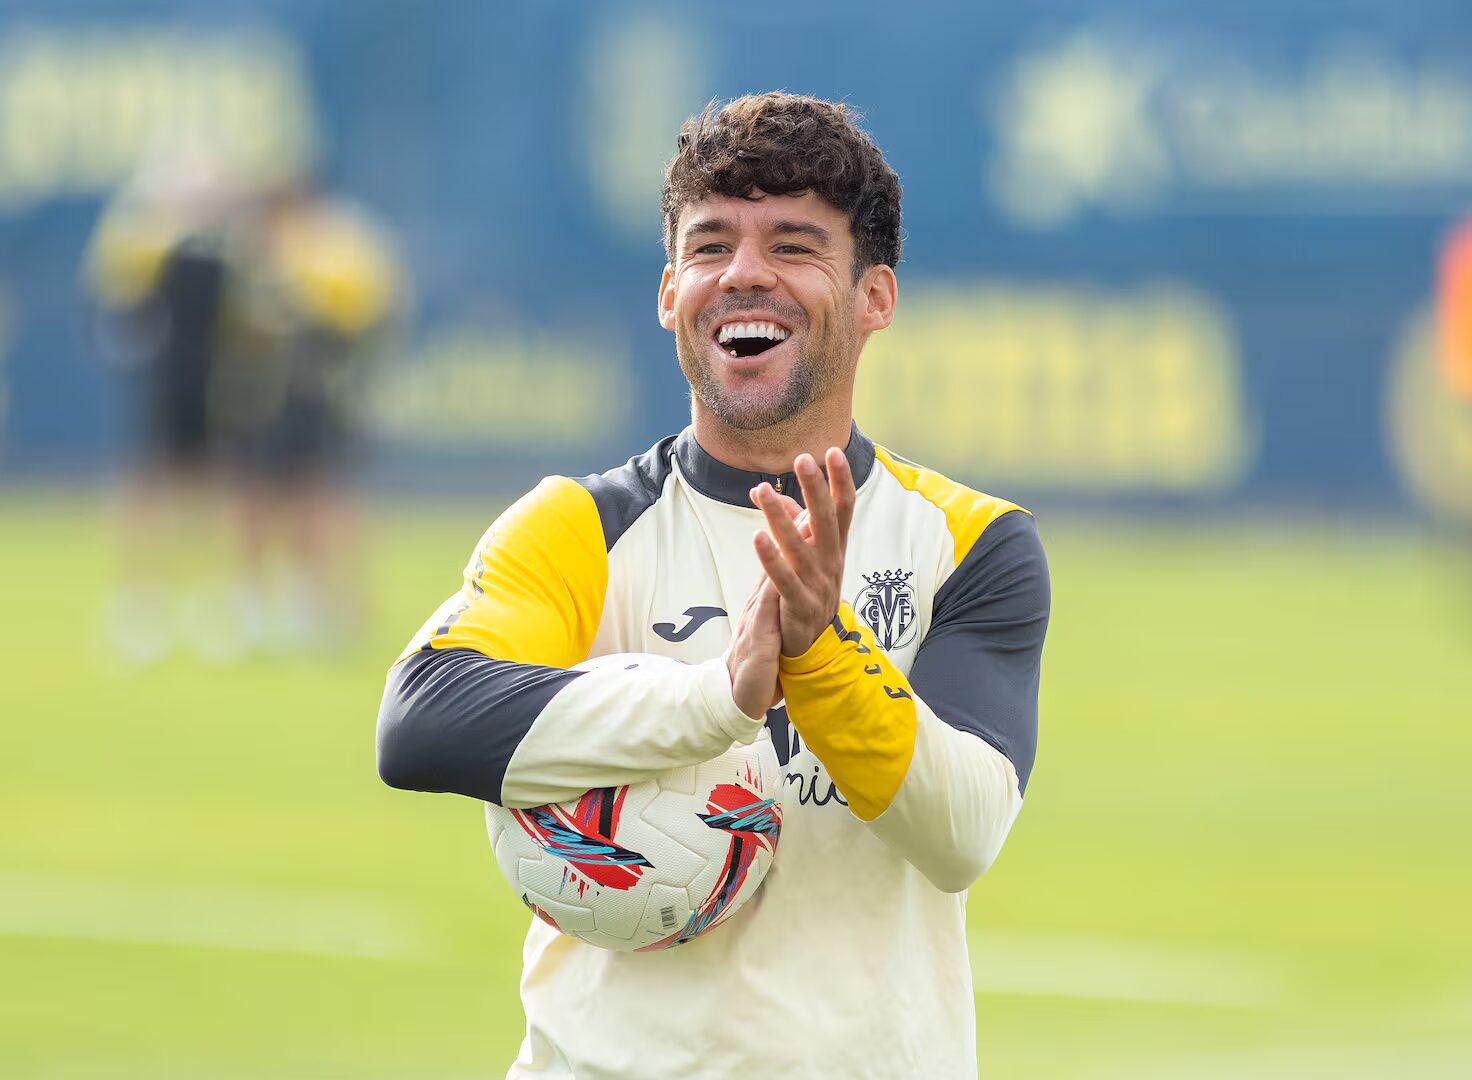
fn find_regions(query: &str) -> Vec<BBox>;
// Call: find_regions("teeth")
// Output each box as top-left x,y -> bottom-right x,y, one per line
716,321 -> 791,344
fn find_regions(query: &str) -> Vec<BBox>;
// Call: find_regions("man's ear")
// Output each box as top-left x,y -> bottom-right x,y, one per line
856,263 -> 897,333
658,264 -> 676,331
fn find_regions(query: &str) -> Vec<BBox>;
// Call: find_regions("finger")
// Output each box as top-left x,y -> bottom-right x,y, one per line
794,509 -> 813,540
761,487 -> 810,536
753,483 -> 815,575
773,491 -> 803,522
776,492 -> 813,539
753,528 -> 809,601
756,487 -> 806,537
795,453 -> 840,565
758,579 -> 785,707
750,485 -> 802,524
760,581 -> 785,707
755,576 -> 781,623
825,446 -> 856,553
740,573 -> 766,617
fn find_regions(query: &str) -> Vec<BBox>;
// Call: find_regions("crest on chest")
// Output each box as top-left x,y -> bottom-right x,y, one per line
855,568 -> 917,651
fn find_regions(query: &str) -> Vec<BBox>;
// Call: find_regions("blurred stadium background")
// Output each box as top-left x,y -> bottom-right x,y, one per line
3,1 -> 1471,1077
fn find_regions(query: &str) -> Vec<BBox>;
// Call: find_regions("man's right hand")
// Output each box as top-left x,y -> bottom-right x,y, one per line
726,577 -> 783,720
725,487 -> 810,719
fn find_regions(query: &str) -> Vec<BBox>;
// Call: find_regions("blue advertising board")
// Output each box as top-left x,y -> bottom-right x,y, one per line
0,1 -> 1469,521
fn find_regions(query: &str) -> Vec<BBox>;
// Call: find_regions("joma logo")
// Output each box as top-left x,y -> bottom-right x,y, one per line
652,606 -> 727,643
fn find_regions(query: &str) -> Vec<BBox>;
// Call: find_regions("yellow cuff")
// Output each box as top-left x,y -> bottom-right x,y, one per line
780,602 -> 860,674
776,602 -> 917,821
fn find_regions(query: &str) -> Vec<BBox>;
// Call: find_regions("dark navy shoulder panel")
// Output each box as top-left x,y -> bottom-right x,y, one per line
574,435 -> 677,552
907,510 -> 1050,794
377,647 -> 585,804
932,508 -> 1048,617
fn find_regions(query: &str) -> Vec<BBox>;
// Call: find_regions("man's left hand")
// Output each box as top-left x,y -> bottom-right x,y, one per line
751,447 -> 856,657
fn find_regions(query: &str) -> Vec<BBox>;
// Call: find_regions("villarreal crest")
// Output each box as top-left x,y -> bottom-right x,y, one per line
856,568 -> 917,650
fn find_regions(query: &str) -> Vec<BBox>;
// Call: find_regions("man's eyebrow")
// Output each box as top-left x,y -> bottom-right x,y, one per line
681,219 -> 833,245
770,221 -> 832,245
683,218 -> 730,241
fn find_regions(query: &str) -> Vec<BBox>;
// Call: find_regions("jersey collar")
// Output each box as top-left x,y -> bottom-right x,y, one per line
673,423 -> 876,509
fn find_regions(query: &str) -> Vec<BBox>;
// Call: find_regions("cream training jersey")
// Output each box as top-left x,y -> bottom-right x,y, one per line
377,426 -> 1050,1079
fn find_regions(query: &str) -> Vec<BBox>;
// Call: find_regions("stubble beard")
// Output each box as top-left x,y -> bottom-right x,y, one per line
677,318 -> 853,433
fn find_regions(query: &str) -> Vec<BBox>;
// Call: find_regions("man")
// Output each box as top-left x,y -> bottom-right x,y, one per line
215,176 -> 403,651
378,93 -> 1050,1078
85,154 -> 236,663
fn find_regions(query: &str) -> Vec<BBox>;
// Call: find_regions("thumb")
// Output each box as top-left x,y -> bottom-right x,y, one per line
756,577 -> 781,623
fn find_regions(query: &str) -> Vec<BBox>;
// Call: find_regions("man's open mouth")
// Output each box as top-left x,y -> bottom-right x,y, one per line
713,320 -> 791,359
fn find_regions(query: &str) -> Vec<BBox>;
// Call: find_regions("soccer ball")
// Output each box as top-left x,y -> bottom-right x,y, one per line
485,653 -> 782,952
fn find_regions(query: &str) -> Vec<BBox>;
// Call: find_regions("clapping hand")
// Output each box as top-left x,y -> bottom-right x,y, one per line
725,447 -> 855,718
751,448 -> 856,657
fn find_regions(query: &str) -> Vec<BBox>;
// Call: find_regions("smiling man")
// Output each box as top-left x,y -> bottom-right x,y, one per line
377,93 -> 1050,1079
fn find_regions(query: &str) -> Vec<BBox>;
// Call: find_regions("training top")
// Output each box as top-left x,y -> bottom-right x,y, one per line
377,425 -> 1050,1080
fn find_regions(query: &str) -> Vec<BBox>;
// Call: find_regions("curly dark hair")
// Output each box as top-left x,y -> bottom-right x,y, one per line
661,93 -> 903,279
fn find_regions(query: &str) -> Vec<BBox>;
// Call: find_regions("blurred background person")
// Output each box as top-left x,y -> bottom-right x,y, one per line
1438,210 -> 1472,401
214,175 -> 405,655
84,147 -> 240,664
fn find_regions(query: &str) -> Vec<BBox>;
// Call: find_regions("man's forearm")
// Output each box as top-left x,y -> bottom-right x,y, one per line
778,603 -> 1022,892
377,647 -> 762,806
864,706 -> 1022,893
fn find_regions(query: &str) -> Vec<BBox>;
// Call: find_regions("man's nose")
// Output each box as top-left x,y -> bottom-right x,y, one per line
719,240 -> 778,292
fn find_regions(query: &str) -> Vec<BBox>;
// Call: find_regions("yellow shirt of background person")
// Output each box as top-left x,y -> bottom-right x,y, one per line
1438,215 -> 1472,400
270,202 -> 401,338
83,201 -> 185,310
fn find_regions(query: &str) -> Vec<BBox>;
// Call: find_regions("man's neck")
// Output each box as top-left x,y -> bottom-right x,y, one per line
690,402 -> 855,475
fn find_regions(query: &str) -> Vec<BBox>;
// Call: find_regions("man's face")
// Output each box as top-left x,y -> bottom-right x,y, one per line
658,191 -> 868,432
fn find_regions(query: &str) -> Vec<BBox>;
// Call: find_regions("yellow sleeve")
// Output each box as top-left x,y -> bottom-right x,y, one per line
275,206 -> 401,336
381,473 -> 759,807
778,602 -> 918,821
400,475 -> 607,667
83,205 -> 177,309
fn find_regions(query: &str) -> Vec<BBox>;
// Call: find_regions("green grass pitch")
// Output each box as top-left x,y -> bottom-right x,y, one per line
1,493 -> 1470,1078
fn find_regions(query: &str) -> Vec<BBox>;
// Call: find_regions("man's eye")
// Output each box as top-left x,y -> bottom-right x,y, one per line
774,245 -> 808,255
694,243 -> 730,255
